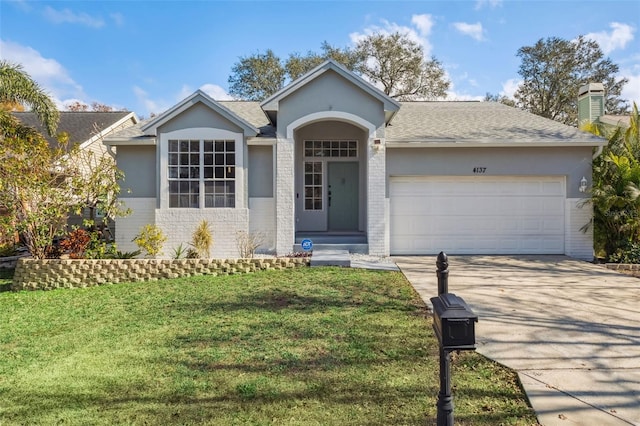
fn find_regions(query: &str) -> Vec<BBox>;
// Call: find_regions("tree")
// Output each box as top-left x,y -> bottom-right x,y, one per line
227,34 -> 450,101
584,103 -> 640,259
483,92 -> 516,107
514,36 -> 628,126
0,60 -> 59,136
69,142 -> 130,227
355,32 -> 449,100
0,116 -> 79,258
285,42 -> 362,81
228,49 -> 286,101
66,101 -> 115,112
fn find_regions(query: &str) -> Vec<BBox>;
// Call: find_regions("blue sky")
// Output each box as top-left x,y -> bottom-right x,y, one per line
1,0 -> 639,117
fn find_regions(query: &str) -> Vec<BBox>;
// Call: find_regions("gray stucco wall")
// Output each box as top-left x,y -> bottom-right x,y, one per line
158,102 -> 243,134
117,145 -> 157,198
276,70 -> 385,137
248,145 -> 273,198
386,146 -> 593,198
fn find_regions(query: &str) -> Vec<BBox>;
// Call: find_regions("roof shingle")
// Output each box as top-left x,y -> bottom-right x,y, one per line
14,111 -> 133,150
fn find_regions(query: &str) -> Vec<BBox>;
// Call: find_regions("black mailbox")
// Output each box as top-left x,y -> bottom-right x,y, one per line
430,293 -> 478,351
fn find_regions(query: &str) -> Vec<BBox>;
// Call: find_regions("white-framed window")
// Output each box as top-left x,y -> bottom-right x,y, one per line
168,138 -> 236,208
304,161 -> 323,210
304,140 -> 357,158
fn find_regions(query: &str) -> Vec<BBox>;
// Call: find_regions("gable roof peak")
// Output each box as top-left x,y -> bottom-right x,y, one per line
260,58 -> 400,115
140,89 -> 259,136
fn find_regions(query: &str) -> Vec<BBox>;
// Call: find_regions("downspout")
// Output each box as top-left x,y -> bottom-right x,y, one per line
592,145 -> 603,160
106,144 -> 116,159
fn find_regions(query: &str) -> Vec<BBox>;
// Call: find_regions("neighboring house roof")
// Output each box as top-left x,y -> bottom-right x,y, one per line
386,102 -> 606,146
260,59 -> 401,126
14,111 -> 137,151
140,90 -> 259,137
598,114 -> 631,128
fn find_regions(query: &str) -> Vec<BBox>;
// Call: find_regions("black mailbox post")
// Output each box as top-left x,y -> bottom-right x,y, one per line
430,252 -> 478,426
431,293 -> 478,351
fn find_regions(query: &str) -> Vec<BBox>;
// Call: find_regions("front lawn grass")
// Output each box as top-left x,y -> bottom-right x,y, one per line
0,267 -> 537,425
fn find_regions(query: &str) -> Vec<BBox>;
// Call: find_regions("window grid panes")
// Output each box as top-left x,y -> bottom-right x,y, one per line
304,162 -> 322,210
304,140 -> 357,158
168,139 -> 235,208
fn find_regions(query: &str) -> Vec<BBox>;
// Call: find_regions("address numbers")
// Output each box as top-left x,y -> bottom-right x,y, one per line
473,167 -> 487,174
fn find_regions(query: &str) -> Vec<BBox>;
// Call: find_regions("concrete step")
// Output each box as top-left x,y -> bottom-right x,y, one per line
310,249 -> 351,267
293,244 -> 368,254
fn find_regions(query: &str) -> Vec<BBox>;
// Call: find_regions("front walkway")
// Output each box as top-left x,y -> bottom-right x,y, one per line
394,255 -> 640,426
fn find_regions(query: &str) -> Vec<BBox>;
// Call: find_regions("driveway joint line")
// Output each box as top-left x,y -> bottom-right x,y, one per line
519,371 -> 637,426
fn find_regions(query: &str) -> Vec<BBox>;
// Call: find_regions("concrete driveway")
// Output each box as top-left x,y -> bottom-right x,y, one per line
394,255 -> 640,426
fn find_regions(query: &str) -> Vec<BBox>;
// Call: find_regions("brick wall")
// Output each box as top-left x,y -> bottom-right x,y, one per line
12,257 -> 309,291
275,138 -> 295,255
156,208 -> 249,258
367,141 -> 388,256
115,198 -> 156,254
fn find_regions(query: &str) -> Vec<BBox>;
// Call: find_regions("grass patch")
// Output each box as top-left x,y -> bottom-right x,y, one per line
0,267 -> 537,425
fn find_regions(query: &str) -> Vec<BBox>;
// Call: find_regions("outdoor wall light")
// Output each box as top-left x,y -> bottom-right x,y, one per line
579,176 -> 588,193
372,139 -> 384,152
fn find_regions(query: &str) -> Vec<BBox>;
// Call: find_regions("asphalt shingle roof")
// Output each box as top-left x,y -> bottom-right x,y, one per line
105,101 -> 605,145
219,101 -> 273,136
386,102 -> 604,143
14,111 -> 132,150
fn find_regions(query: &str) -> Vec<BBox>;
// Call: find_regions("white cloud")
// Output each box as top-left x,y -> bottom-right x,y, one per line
620,67 -> 640,107
177,84 -> 233,101
133,85 -> 168,116
411,14 -> 434,38
475,0 -> 502,10
500,78 -> 522,99
9,0 -> 32,12
199,84 -> 233,100
42,6 -> 105,28
110,12 -> 124,27
349,13 -> 434,57
453,22 -> 485,41
0,39 -> 87,108
585,22 -> 635,54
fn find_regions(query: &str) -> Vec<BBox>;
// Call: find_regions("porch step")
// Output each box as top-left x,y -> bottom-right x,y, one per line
310,249 -> 351,267
293,244 -> 368,254
294,234 -> 367,244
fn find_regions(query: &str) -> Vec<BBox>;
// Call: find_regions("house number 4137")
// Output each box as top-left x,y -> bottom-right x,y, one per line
473,167 -> 487,174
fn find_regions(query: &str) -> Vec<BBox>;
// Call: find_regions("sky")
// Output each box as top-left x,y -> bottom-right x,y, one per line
1,0 -> 639,118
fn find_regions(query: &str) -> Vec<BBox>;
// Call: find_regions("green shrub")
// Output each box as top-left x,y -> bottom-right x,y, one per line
0,242 -> 17,258
609,242 -> 640,263
171,243 -> 187,259
133,224 -> 167,258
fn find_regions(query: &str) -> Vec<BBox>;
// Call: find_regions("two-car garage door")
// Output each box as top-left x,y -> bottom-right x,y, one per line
389,176 -> 565,255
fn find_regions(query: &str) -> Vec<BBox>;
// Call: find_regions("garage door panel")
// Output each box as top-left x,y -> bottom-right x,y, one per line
390,176 -> 565,255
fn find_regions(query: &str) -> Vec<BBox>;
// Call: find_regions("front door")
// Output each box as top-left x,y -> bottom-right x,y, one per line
328,162 -> 359,231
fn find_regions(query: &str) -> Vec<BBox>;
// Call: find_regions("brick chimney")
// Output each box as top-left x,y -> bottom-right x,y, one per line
578,83 -> 605,126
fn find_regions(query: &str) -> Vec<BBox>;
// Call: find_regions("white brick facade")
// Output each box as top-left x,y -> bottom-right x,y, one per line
156,208 -> 249,258
249,197 -> 276,253
367,141 -> 388,256
565,198 -> 594,260
275,138 -> 295,255
115,198 -> 156,254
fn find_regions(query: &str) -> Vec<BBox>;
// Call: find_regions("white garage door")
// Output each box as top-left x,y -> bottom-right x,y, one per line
390,176 -> 565,255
